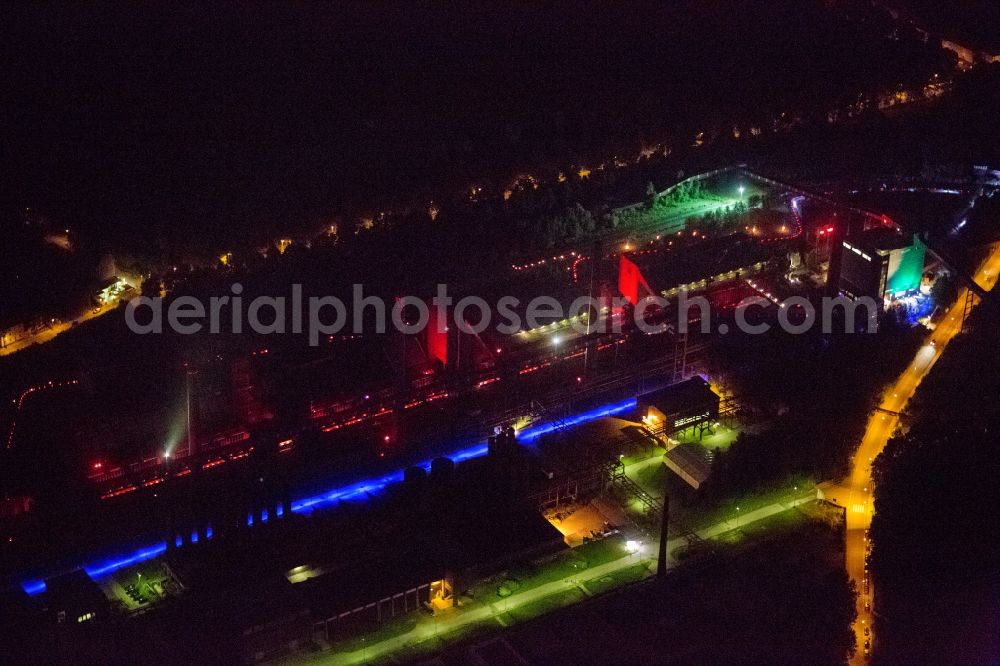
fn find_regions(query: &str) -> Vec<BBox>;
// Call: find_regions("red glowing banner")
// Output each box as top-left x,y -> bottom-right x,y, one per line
427,302 -> 448,367
619,254 -> 652,306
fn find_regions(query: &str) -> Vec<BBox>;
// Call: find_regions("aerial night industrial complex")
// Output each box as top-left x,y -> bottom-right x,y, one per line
3,2 -> 1000,664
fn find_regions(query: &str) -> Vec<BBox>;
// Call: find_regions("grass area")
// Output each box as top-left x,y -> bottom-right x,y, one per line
420,506 -> 851,665
622,425 -> 740,495
297,499 -> 839,665
721,503 -> 801,543
673,499 -> 844,564
387,623 -> 501,664
583,562 -> 650,596
618,448 -> 654,467
675,424 -> 740,450
618,453 -> 818,540
689,475 -> 817,530
612,421 -> 820,541
469,536 -> 627,601
630,457 -> 669,496
618,188 -> 762,238
505,588 -> 587,623
328,613 -> 420,654
645,197 -> 735,224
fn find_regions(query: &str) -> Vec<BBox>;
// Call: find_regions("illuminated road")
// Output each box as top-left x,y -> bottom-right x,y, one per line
0,299 -> 119,357
824,243 -> 1000,662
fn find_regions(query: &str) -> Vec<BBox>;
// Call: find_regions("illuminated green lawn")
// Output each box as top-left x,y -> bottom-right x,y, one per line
622,448 -> 816,536
675,424 -> 740,450
296,496 -> 824,665
631,197 -> 742,234
505,588 -> 587,623
582,562 -> 650,596
385,504 -> 822,664
329,614 -> 419,654
687,476 -> 818,533
468,536 -> 627,601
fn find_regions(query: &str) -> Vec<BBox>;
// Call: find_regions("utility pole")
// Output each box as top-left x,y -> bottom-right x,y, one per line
584,240 -> 599,375
186,369 -> 193,457
657,492 -> 670,578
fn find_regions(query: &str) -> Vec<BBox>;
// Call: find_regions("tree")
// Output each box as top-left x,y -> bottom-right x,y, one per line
929,272 -> 958,309
564,203 -> 596,238
869,304 -> 1000,663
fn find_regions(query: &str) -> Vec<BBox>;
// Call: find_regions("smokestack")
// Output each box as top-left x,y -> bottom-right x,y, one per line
657,492 -> 670,578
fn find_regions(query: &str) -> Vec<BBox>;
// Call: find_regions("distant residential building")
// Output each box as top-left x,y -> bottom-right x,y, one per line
1,322 -> 28,348
95,276 -> 131,304
940,38 -> 1000,67
941,40 -> 976,67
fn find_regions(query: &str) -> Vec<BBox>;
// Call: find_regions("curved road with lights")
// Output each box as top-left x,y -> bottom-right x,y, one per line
823,242 -> 1000,662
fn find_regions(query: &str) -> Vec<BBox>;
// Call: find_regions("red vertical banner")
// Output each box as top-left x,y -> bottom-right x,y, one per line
427,302 -> 448,367
619,254 -> 651,306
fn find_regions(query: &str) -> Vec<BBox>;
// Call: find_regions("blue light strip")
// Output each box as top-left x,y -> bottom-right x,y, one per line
19,396 -> 637,595
516,398 -> 637,442
83,542 -> 168,579
288,442 -> 492,515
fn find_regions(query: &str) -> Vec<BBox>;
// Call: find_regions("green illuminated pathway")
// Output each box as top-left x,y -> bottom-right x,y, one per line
285,491 -> 818,665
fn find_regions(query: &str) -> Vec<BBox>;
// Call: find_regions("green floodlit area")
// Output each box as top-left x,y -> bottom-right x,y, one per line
612,172 -> 770,241
420,506 -> 850,665
280,397 -> 831,665
675,423 -> 740,450
283,487 -> 842,666
104,562 -> 183,613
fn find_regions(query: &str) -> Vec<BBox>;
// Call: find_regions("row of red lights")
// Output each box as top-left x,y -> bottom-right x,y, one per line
321,406 -> 394,433
403,390 -> 449,410
99,443 -> 261,500
98,304 -> 630,498
476,376 -> 500,389
755,211 -> 805,244
6,379 -> 80,449
526,227 -> 726,284
96,308 -> 637,501
512,250 -> 580,272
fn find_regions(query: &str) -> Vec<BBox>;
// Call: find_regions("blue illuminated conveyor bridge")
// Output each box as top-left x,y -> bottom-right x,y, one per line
19,397 -> 637,596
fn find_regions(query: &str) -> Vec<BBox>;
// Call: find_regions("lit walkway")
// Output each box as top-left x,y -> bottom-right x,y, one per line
286,492 -> 817,665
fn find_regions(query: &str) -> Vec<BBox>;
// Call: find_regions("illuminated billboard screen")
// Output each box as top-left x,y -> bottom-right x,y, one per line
886,236 -> 926,297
